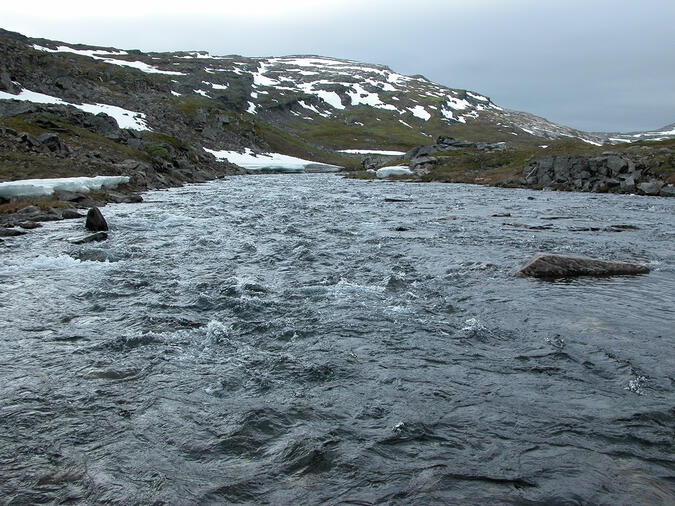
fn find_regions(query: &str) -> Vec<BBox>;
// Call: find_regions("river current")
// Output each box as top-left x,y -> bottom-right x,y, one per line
1,174 -> 673,504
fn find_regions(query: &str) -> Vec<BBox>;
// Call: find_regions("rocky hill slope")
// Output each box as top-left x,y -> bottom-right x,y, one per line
0,27 -> 673,199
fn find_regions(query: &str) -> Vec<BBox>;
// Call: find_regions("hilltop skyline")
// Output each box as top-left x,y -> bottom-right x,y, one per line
2,0 -> 674,133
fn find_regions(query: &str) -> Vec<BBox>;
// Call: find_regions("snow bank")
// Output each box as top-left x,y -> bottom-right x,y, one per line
338,149 -> 405,156
445,96 -> 471,110
0,176 -> 130,198
376,166 -> 413,178
0,88 -> 149,130
204,148 -> 339,172
32,44 -> 185,75
76,103 -> 149,130
408,105 -> 431,121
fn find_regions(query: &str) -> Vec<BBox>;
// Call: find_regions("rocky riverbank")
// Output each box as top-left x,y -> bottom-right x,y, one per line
522,152 -> 675,197
352,135 -> 675,197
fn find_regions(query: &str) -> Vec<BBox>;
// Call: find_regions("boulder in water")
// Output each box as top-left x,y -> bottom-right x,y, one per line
517,253 -> 649,278
85,207 -> 108,232
0,227 -> 27,237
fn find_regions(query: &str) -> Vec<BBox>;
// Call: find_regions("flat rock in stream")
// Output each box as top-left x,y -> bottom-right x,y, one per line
71,231 -> 108,244
517,253 -> 649,278
0,227 -> 27,237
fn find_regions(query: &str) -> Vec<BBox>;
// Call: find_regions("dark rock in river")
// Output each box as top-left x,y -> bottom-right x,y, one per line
0,227 -> 27,237
61,209 -> 84,220
517,253 -> 649,278
18,221 -> 42,229
71,231 -> 108,244
85,207 -> 108,232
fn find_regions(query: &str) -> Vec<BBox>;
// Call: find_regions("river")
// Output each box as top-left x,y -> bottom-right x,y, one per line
1,174 -> 673,504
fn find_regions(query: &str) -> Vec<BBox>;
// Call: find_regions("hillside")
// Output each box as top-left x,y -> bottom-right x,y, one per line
0,27 -> 673,199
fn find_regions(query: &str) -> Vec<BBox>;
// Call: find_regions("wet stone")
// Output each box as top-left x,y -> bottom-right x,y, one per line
517,253 -> 649,278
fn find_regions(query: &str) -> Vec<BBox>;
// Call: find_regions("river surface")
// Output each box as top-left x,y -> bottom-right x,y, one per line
1,174 -> 674,504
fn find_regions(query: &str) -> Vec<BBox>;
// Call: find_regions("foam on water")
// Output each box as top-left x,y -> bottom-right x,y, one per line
0,254 -> 118,276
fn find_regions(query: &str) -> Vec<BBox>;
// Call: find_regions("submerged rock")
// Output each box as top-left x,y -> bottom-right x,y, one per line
85,207 -> 108,232
517,253 -> 649,278
71,231 -> 108,244
0,227 -> 26,237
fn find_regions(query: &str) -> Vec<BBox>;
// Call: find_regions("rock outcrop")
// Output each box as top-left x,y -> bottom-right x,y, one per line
517,253 -> 650,278
522,152 -> 674,197
404,136 -> 508,175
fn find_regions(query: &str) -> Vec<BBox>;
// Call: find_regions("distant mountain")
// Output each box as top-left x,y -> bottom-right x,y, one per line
597,123 -> 675,144
0,28 -> 609,154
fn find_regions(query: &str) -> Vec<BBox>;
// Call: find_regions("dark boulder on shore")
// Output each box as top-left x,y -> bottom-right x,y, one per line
517,253 -> 649,278
85,207 -> 108,232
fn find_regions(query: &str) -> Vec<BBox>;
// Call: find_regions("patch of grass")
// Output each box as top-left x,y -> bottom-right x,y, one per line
258,122 -> 361,170
171,96 -> 217,117
650,155 -> 675,183
145,131 -> 190,151
1,116 -> 47,137
0,199 -> 72,214
287,114 -> 427,152
345,170 -> 377,180
143,141 -> 170,160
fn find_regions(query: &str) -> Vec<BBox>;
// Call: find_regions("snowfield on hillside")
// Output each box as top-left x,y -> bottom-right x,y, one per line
204,148 -> 340,172
0,89 -> 149,130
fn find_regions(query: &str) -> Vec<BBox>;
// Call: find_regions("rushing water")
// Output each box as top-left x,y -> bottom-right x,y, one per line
1,174 -> 674,504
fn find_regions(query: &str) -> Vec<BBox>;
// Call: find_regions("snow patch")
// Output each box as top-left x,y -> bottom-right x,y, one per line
0,89 -> 149,130
376,166 -> 413,178
202,81 -> 228,90
32,44 -> 186,75
467,91 -> 489,102
581,138 -> 603,146
204,147 -> 339,172
408,105 -> 431,121
445,96 -> 471,110
0,176 -> 130,198
338,149 -> 406,155
347,84 -> 397,111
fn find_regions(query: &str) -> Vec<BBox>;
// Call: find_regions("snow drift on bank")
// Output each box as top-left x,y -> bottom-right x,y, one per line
376,166 -> 413,178
0,176 -> 130,198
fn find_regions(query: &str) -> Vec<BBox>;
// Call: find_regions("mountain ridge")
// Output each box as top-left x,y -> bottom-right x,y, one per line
0,27 -> 609,149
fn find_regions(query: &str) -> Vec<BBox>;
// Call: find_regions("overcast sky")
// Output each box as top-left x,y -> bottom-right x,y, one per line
3,0 -> 673,132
